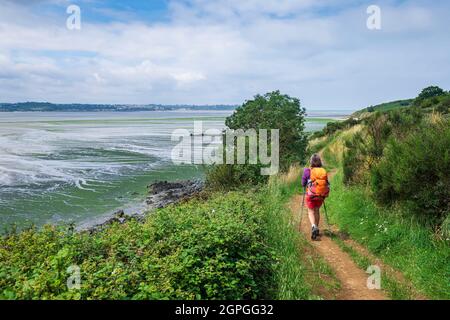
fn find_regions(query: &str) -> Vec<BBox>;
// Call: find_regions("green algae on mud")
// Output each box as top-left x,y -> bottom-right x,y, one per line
0,111 -> 336,231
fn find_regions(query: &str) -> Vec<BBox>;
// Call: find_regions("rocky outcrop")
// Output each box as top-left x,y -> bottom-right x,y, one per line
146,180 -> 204,208
77,179 -> 204,233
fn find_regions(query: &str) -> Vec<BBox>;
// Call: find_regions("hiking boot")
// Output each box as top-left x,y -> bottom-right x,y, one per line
311,226 -> 319,240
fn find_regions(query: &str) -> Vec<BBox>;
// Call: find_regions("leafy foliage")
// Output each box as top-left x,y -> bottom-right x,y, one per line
342,108 -> 423,184
206,91 -> 307,189
311,87 -> 450,298
226,90 -> 307,169
326,171 -> 450,299
309,117 -> 360,140
1,193 -> 277,300
332,88 -> 449,227
371,117 -> 450,223
1,182 -> 314,300
415,86 -> 446,105
205,163 -> 267,191
351,99 -> 414,118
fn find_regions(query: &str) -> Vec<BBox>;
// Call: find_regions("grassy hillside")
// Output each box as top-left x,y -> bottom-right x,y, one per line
351,99 -> 413,118
325,170 -> 449,299
309,90 -> 450,299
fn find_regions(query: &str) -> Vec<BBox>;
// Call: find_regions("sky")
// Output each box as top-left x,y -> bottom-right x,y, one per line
0,0 -> 449,109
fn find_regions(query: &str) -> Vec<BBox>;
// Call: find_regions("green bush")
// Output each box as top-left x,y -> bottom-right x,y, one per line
326,171 -> 450,299
414,86 -> 446,105
225,91 -> 307,171
413,94 -> 450,115
434,95 -> 450,114
371,117 -> 450,223
0,193 -> 277,300
308,130 -> 326,140
322,118 -> 359,136
205,164 -> 267,191
342,109 -> 423,184
206,91 -> 308,190
310,118 -> 360,143
342,133 -> 365,184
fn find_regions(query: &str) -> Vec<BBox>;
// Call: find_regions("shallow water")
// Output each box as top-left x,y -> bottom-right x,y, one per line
0,110 -> 338,230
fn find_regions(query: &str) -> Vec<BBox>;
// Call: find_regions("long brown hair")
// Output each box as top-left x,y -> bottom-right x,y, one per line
310,154 -> 322,168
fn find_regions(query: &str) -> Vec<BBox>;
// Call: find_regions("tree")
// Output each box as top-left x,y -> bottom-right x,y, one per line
415,86 -> 445,103
206,91 -> 308,190
225,90 -> 307,171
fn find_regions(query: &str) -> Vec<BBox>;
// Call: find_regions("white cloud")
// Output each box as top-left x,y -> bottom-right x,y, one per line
0,0 -> 449,107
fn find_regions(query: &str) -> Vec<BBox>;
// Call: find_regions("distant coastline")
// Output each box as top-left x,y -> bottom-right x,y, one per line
0,102 -> 238,112
0,102 -> 356,120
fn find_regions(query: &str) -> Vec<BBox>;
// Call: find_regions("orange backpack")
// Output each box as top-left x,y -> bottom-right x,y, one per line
307,167 -> 330,199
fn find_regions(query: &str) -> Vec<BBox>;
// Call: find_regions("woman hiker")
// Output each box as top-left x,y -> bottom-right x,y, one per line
302,154 -> 330,240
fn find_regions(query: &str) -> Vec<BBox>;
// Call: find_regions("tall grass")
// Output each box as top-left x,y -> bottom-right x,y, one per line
260,181 -> 309,299
325,170 -> 450,299
261,166 -> 312,299
266,167 -> 340,299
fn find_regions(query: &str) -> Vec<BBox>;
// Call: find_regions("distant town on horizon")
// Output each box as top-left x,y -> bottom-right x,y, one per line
0,102 -> 238,112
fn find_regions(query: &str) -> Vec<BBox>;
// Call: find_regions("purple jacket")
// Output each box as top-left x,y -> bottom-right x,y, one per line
302,168 -> 311,188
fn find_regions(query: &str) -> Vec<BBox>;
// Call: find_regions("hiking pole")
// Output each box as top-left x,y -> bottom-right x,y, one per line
299,187 -> 306,226
322,200 -> 333,237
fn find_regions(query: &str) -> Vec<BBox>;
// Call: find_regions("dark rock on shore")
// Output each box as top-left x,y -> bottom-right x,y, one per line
77,179 -> 204,233
146,180 -> 204,208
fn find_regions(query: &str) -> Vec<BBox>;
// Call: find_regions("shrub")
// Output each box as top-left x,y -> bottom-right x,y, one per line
206,91 -> 308,189
342,132 -> 370,184
434,95 -> 450,114
0,193 -> 277,300
323,121 -> 343,135
414,86 -> 446,105
326,171 -> 450,299
309,130 -> 326,140
225,91 -> 307,172
371,116 -> 450,224
309,118 -> 360,143
342,109 -> 423,184
205,164 -> 267,191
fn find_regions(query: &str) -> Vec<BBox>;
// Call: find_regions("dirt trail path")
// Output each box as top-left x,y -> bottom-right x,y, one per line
290,171 -> 388,300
